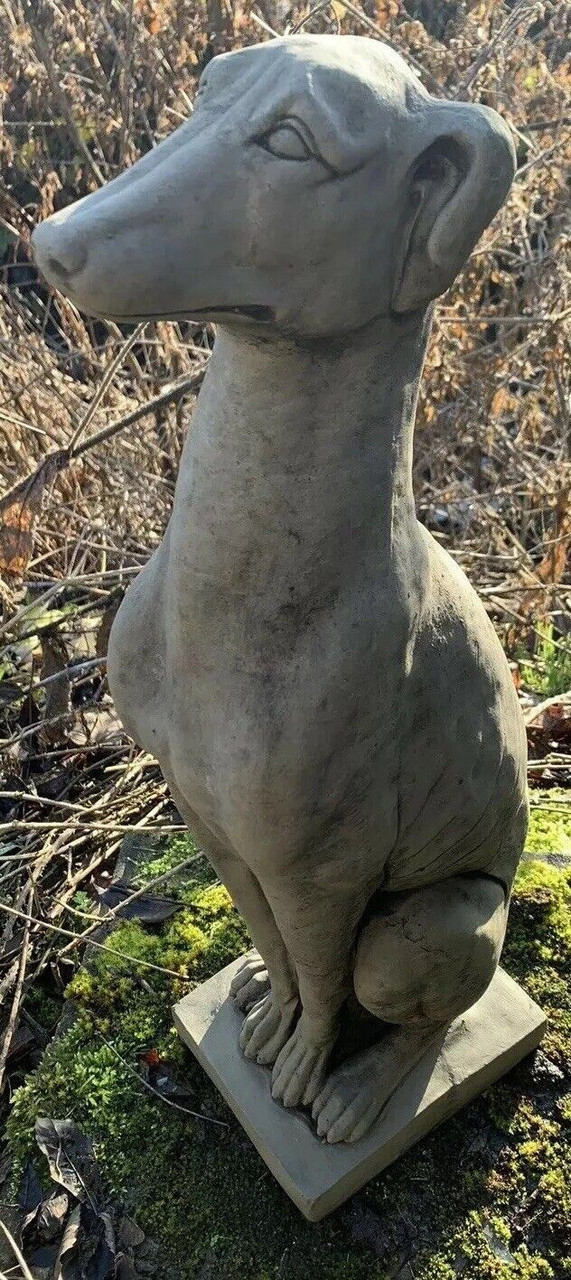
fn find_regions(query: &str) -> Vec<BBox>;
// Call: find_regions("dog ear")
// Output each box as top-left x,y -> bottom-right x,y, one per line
392,101 -> 516,314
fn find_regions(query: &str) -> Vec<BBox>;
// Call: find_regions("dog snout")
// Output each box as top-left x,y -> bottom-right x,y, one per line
32,217 -> 88,285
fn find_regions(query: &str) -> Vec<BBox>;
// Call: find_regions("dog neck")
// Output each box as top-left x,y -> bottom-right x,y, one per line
170,310 -> 432,604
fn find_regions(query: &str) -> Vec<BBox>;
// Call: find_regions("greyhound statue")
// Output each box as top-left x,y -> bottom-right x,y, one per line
32,35 -> 527,1144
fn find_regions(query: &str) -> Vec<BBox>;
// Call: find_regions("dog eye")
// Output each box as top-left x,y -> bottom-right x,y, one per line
261,121 -> 314,161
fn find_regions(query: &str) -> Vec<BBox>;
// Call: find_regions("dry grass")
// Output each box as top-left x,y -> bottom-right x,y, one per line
0,0 -> 570,1097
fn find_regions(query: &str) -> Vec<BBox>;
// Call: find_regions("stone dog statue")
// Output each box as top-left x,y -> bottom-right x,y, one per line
32,35 -> 527,1145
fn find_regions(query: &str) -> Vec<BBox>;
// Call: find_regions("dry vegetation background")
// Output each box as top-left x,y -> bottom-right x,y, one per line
0,0 -> 569,1127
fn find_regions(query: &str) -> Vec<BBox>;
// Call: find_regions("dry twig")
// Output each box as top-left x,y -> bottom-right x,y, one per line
0,885 -> 32,1092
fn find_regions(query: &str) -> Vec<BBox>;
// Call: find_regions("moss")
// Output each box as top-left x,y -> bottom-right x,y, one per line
133,834 -> 218,904
506,858 -> 571,1066
23,983 -> 63,1033
516,623 -> 571,698
4,810 -> 571,1279
526,792 -> 571,857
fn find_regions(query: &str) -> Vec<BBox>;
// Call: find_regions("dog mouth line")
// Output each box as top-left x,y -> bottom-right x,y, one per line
87,304 -> 275,323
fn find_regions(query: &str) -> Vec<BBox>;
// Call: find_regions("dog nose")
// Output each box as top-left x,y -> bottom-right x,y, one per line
32,218 -> 88,284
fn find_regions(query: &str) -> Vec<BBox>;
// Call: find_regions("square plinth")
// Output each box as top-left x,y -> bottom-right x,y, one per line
173,957 -> 545,1221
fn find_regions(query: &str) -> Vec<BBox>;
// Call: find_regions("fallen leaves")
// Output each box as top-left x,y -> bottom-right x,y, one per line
35,1118 -> 100,1204
3,1021 -> 37,1067
99,880 -> 180,923
16,1119 -> 154,1279
22,1186 -> 70,1253
55,1203 -> 116,1280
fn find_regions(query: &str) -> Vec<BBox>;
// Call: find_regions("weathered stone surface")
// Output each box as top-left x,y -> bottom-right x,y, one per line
32,34 -> 532,1152
174,957 -> 546,1220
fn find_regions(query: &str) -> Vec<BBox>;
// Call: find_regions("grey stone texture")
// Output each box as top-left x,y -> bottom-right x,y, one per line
32,35 -> 534,1156
174,957 -> 546,1220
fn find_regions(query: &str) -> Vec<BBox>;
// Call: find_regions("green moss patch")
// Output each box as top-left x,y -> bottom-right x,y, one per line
526,792 -> 571,858
4,832 -> 571,1278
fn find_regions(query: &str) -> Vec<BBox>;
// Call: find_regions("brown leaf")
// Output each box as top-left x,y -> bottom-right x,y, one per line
116,1257 -> 139,1280
0,680 -> 22,707
510,662 -> 522,691
491,387 -> 516,417
374,0 -> 399,25
117,1217 -> 145,1252
54,1202 -> 116,1280
142,1047 -> 161,1068
525,693 -> 567,723
69,707 -> 123,746
35,1118 -> 102,1205
0,496 -> 34,576
95,589 -> 124,659
525,694 -> 571,752
40,635 -> 71,745
5,1022 -> 36,1067
18,1161 -> 43,1213
0,453 -> 66,577
22,1186 -> 70,1247
518,488 -> 571,618
536,487 -> 570,586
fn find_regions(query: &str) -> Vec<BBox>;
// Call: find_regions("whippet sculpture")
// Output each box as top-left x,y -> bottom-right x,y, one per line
33,36 -> 527,1144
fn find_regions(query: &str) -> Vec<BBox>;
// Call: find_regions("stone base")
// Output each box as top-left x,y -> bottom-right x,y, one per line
173,957 -> 545,1222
